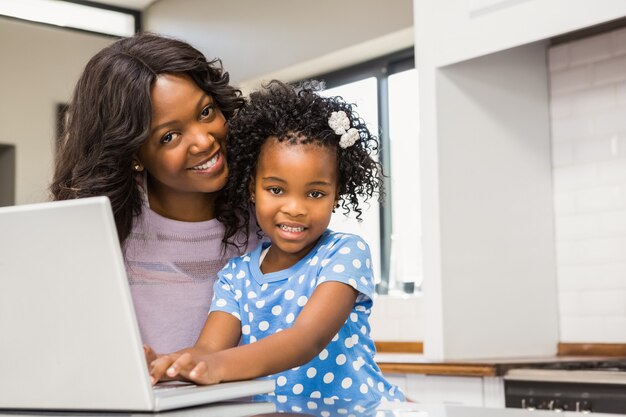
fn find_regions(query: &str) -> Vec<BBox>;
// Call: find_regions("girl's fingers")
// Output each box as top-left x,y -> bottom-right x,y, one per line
189,361 -> 209,382
167,352 -> 193,378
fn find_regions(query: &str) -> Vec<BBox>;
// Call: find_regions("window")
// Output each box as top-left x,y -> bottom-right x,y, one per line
313,49 -> 421,295
0,0 -> 140,37
321,77 -> 381,285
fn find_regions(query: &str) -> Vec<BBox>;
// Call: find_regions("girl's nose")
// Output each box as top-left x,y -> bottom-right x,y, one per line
281,198 -> 306,217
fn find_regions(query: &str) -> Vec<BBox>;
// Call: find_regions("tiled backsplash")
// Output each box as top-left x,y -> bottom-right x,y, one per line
370,295 -> 423,341
550,28 -> 626,342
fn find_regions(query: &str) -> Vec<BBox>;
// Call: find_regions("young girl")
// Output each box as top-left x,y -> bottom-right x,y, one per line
50,33 -> 259,354
148,81 -> 405,403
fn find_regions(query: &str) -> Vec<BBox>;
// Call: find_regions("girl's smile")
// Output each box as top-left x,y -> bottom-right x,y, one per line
278,223 -> 306,233
276,222 -> 308,240
252,137 -> 339,273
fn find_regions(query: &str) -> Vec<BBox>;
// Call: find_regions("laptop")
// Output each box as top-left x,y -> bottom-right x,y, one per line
0,197 -> 275,412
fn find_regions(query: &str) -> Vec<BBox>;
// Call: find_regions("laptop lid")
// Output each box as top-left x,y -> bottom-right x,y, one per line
0,197 -> 275,412
0,197 -> 155,410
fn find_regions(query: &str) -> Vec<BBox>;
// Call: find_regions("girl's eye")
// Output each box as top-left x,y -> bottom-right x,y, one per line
160,132 -> 179,144
309,191 -> 325,199
200,104 -> 215,120
268,187 -> 283,195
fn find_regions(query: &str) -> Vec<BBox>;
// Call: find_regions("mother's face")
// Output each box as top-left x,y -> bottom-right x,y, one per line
136,74 -> 229,204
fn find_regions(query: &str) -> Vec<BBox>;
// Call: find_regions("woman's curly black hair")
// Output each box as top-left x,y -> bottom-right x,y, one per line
218,80 -> 384,249
50,32 -> 244,244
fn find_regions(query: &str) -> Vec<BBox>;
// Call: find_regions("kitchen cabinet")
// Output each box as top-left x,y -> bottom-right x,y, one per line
415,0 -> 626,68
415,39 -> 560,360
385,373 -> 504,407
411,0 -> 626,362
377,354 -> 626,409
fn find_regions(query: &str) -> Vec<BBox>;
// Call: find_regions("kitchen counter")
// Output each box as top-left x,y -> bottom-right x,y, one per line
375,353 -> 626,377
2,401 -> 622,417
376,403 -> 623,417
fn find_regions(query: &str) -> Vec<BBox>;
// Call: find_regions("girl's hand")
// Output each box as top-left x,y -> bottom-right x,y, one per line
149,350 -> 221,385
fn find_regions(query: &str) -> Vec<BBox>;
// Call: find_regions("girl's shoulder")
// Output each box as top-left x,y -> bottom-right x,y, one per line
220,251 -> 253,271
218,240 -> 266,276
318,230 -> 370,256
314,230 -> 375,298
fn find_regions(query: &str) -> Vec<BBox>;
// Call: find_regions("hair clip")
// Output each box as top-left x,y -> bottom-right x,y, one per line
328,111 -> 358,149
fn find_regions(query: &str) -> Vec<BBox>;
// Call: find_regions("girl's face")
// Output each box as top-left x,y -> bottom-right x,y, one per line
251,138 -> 339,270
137,74 -> 229,212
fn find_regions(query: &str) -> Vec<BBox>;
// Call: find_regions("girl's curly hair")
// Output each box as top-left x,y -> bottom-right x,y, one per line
50,33 -> 244,244
218,80 -> 384,249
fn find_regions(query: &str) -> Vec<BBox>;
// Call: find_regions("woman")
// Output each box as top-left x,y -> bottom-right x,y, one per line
51,33 -> 260,353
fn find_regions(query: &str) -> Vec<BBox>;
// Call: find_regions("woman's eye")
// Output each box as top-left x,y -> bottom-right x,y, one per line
309,191 -> 325,199
268,187 -> 282,195
160,132 -> 178,144
200,104 -> 215,120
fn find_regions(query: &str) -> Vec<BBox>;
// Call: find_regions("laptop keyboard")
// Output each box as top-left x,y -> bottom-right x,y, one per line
153,381 -> 199,392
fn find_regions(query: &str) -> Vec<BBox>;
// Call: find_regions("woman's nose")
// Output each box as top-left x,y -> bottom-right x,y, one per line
188,125 -> 216,154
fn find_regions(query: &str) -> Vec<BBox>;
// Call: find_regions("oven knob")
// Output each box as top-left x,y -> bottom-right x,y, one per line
522,398 -> 536,410
552,399 -> 563,412
576,400 -> 592,414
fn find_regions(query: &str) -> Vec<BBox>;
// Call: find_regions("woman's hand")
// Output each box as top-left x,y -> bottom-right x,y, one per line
143,344 -> 157,365
149,349 -> 222,385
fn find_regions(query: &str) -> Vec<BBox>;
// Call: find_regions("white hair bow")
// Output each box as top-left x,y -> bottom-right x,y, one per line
328,110 -> 358,149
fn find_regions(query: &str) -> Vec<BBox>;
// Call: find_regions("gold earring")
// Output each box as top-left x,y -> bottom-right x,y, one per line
132,161 -> 144,172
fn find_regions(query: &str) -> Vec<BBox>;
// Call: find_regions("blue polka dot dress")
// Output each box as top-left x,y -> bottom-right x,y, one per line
257,394 -> 381,416
210,230 -> 405,402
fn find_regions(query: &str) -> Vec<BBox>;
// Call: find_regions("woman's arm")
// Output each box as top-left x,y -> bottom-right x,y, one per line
153,281 -> 357,385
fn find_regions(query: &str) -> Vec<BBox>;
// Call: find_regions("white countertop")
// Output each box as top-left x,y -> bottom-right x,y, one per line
0,402 -> 622,416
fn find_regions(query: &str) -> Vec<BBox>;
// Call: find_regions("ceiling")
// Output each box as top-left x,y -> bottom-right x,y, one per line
87,0 -> 158,10
79,0 -> 413,85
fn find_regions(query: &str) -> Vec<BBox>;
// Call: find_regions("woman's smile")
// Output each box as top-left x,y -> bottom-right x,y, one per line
188,151 -> 224,174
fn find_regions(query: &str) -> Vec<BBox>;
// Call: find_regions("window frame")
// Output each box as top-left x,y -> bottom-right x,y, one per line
307,48 -> 416,294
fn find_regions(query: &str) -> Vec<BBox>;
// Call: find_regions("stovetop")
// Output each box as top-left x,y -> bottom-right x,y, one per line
538,360 -> 626,372
504,359 -> 626,414
505,360 -> 626,384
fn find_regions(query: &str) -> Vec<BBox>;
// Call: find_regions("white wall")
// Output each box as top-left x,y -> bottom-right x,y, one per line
370,295 -> 424,342
549,28 -> 626,343
0,18 -> 114,204
144,0 -> 413,86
